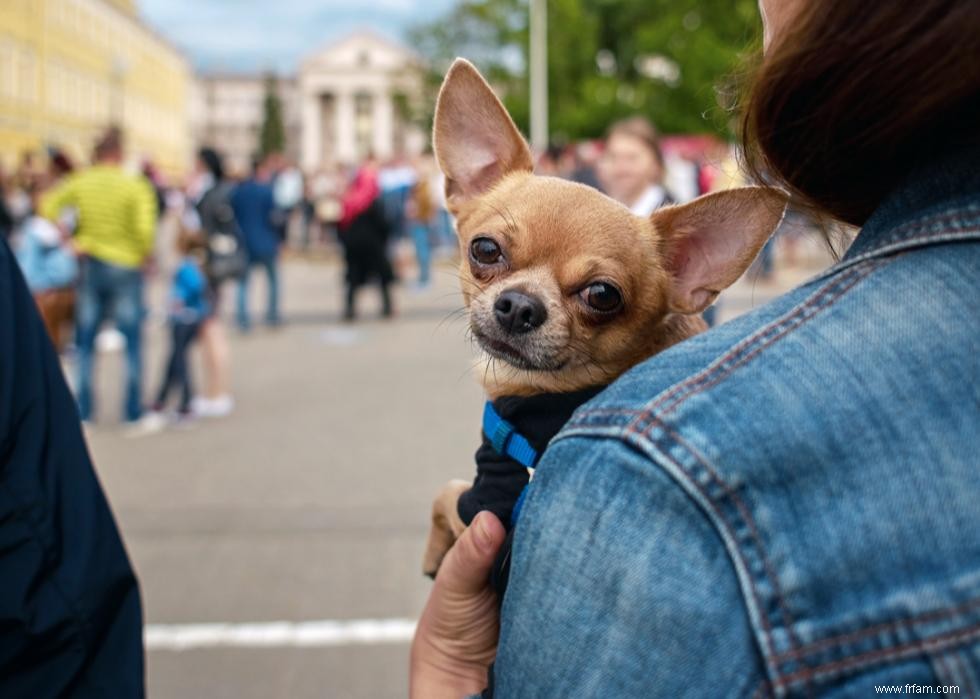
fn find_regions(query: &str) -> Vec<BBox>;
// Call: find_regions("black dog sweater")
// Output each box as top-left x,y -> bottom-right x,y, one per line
457,385 -> 606,596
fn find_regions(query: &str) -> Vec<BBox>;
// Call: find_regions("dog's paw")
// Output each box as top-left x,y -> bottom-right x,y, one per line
421,479 -> 472,577
422,516 -> 456,577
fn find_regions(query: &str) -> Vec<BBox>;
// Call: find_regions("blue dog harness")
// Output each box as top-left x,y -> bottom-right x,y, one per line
482,401 -> 538,527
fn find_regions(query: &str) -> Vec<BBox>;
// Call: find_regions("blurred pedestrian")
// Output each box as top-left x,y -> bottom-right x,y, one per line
14,149 -> 42,196
299,177 -> 316,251
41,126 -> 157,423
339,163 -> 394,321
189,147 -> 241,417
535,144 -> 564,177
47,147 -> 75,181
146,229 -> 209,424
13,180 -> 78,352
310,165 -> 345,248
567,141 -> 602,191
701,142 -> 750,324
6,154 -> 35,229
406,162 -> 435,289
599,116 -> 675,215
271,153 -> 304,245
231,156 -> 281,331
141,160 -> 167,218
430,168 -> 457,250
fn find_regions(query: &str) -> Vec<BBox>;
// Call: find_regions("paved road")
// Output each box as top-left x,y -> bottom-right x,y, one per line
80,247 -> 825,698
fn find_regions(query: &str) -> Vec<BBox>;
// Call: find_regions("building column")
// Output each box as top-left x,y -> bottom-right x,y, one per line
372,90 -> 394,160
335,91 -> 356,164
301,92 -> 322,172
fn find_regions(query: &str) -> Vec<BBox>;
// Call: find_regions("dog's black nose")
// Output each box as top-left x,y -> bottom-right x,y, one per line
494,290 -> 547,334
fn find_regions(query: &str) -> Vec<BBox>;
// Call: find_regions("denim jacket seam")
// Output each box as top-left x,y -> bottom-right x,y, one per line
626,415 -> 980,696
812,227 -> 980,284
770,597 -> 980,692
630,418 -> 815,694
549,428 -> 980,695
564,420 -> 801,693
859,203 -> 980,252
774,597 -> 980,663
772,623 -> 980,693
627,258 -> 885,435
545,427 -> 799,693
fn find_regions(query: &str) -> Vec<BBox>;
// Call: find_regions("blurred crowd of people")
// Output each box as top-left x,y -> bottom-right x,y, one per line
0,126 -> 459,434
0,114 -> 813,433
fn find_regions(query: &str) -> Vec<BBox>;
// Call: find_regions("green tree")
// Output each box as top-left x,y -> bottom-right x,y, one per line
409,0 -> 761,140
259,73 -> 286,157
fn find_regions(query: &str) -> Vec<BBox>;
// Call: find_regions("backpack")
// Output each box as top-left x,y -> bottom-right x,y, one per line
197,182 -> 247,282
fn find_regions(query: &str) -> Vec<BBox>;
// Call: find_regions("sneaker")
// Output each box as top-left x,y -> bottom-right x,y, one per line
190,396 -> 210,415
171,409 -> 198,429
195,394 -> 234,418
95,328 -> 125,353
125,411 -> 167,437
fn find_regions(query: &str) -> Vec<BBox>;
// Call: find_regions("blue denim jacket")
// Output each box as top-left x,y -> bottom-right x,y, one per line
492,146 -> 980,698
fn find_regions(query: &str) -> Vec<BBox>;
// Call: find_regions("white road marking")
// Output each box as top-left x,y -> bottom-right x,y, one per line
145,618 -> 417,651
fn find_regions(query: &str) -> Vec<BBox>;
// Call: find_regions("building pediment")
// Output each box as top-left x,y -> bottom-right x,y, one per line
300,30 -> 421,74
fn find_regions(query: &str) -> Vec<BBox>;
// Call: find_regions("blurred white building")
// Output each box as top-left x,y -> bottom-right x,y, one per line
189,74 -> 299,177
191,31 -> 426,174
298,31 -> 427,170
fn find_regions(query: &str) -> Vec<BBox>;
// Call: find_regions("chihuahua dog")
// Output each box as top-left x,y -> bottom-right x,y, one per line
421,59 -> 787,583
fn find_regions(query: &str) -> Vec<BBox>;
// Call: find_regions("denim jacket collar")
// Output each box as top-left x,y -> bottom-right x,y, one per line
833,143 -> 980,272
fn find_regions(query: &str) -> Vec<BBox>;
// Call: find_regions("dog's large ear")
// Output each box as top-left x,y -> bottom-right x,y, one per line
433,58 -> 533,214
652,186 -> 788,315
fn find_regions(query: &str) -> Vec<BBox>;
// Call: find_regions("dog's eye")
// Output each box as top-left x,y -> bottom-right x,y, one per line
580,282 -> 623,313
470,237 -> 503,265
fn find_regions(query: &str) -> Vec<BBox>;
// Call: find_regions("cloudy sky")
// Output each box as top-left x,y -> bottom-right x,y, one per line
139,0 -> 455,73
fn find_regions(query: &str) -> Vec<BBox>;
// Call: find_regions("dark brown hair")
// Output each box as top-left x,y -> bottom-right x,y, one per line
742,1 -> 980,226
606,116 -> 665,170
93,126 -> 123,162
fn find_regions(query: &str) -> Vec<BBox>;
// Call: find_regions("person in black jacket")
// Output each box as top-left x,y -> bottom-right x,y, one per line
338,163 -> 395,321
0,236 -> 144,697
189,147 -> 242,417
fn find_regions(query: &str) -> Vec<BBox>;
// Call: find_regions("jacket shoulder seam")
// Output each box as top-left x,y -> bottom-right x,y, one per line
627,256 -> 887,430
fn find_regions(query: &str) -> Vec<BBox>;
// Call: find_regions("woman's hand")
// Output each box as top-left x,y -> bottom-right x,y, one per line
410,511 -> 506,699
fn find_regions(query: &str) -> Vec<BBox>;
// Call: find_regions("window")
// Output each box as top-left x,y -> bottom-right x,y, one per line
0,40 -> 14,100
19,48 -> 36,103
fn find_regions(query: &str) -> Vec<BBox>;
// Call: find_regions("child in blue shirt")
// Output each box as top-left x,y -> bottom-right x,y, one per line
151,231 -> 210,418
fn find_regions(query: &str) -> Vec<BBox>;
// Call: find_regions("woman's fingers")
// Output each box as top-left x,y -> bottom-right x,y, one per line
410,511 -> 506,697
436,511 -> 506,597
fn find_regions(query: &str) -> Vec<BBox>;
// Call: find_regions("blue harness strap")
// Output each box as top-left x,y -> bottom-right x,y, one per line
482,401 -> 539,469
482,401 -> 539,527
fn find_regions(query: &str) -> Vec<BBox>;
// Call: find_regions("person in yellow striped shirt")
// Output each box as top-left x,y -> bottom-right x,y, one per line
41,127 -> 158,422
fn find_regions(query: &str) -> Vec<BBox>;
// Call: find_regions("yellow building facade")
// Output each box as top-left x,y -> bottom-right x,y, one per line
0,0 -> 191,178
